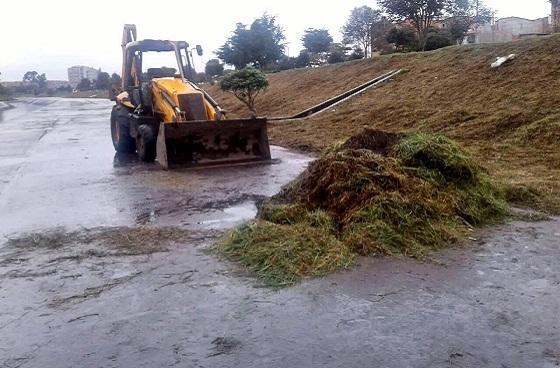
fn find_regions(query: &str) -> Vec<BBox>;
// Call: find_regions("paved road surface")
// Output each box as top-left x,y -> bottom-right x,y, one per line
0,98 -> 559,368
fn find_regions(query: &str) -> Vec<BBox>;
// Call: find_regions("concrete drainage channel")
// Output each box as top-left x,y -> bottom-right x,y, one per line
270,69 -> 402,121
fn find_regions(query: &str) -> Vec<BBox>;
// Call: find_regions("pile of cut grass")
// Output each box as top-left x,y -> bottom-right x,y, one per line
218,130 -> 508,287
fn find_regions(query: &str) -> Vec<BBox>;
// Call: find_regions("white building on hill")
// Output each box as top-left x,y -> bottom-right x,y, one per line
465,16 -> 552,44
465,1 -> 560,44
67,66 -> 99,87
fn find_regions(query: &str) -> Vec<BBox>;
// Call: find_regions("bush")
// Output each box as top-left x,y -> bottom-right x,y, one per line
205,59 -> 224,78
193,72 -> 207,83
219,66 -> 268,116
295,50 -> 312,68
387,27 -> 417,52
348,48 -> 365,60
76,78 -> 92,91
274,55 -> 297,71
424,28 -> 453,51
327,50 -> 346,64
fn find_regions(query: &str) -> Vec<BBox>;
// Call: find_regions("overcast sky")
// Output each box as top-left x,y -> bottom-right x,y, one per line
0,0 -> 552,81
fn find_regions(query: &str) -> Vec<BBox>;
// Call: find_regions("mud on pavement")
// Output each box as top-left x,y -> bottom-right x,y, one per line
1,98 -> 559,368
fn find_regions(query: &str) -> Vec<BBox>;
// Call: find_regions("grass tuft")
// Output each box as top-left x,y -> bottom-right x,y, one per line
218,221 -> 354,287
392,132 -> 478,184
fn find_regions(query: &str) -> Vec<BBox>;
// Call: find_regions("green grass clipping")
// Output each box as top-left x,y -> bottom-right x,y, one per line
218,130 -> 508,287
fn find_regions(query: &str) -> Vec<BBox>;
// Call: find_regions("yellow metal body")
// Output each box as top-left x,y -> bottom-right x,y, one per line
116,24 -> 270,169
151,78 -> 219,122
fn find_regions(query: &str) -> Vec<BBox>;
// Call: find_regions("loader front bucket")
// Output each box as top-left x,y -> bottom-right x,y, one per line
156,118 -> 271,169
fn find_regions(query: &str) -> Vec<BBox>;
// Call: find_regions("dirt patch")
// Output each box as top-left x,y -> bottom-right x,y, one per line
3,226 -> 193,256
209,337 -> 242,357
0,227 -> 195,282
218,130 -> 508,286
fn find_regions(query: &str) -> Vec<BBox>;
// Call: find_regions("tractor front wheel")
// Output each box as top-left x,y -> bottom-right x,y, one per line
136,125 -> 157,162
110,105 -> 136,153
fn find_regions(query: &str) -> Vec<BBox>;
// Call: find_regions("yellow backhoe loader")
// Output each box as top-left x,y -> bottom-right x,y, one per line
110,24 -> 271,169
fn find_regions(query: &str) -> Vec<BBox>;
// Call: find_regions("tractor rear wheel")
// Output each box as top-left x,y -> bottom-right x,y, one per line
136,125 -> 157,162
111,105 -> 136,153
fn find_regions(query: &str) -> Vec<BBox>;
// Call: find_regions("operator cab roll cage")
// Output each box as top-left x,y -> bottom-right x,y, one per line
123,40 -> 194,89
121,24 -> 197,90
119,24 -> 224,118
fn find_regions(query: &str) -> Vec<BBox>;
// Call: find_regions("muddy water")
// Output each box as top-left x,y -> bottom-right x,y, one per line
0,98 -> 312,236
1,98 -> 559,367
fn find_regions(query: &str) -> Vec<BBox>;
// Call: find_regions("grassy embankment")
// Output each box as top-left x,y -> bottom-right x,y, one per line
208,35 -> 560,214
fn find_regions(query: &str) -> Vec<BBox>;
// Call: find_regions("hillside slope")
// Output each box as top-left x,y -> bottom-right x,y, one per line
206,35 -> 560,211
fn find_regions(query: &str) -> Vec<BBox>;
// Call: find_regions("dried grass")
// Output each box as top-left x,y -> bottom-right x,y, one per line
5,226 -> 192,256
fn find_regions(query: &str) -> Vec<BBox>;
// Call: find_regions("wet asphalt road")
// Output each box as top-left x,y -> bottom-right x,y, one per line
0,98 -> 559,368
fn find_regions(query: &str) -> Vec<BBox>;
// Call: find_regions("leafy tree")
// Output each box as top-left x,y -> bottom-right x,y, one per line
327,44 -> 347,64
23,71 -> 39,83
76,78 -> 92,91
386,27 -> 418,51
220,66 -> 268,117
205,59 -> 225,78
295,50 -> 312,68
424,28 -> 453,50
193,72 -> 207,83
302,28 -> 333,53
36,74 -> 47,91
22,71 -> 47,95
217,14 -> 285,69
379,0 -> 449,50
95,72 -> 111,90
371,17 -> 394,54
342,6 -> 382,58
348,47 -> 365,60
110,73 -> 122,86
109,73 -> 123,99
447,19 -> 470,44
275,55 -> 297,71
446,0 -> 494,44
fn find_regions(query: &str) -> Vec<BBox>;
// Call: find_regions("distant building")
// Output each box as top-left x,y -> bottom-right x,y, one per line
465,1 -> 559,45
67,66 -> 99,87
465,17 -> 551,44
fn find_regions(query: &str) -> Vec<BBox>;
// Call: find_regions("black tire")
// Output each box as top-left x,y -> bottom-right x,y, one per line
111,105 -> 136,153
136,125 -> 157,162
